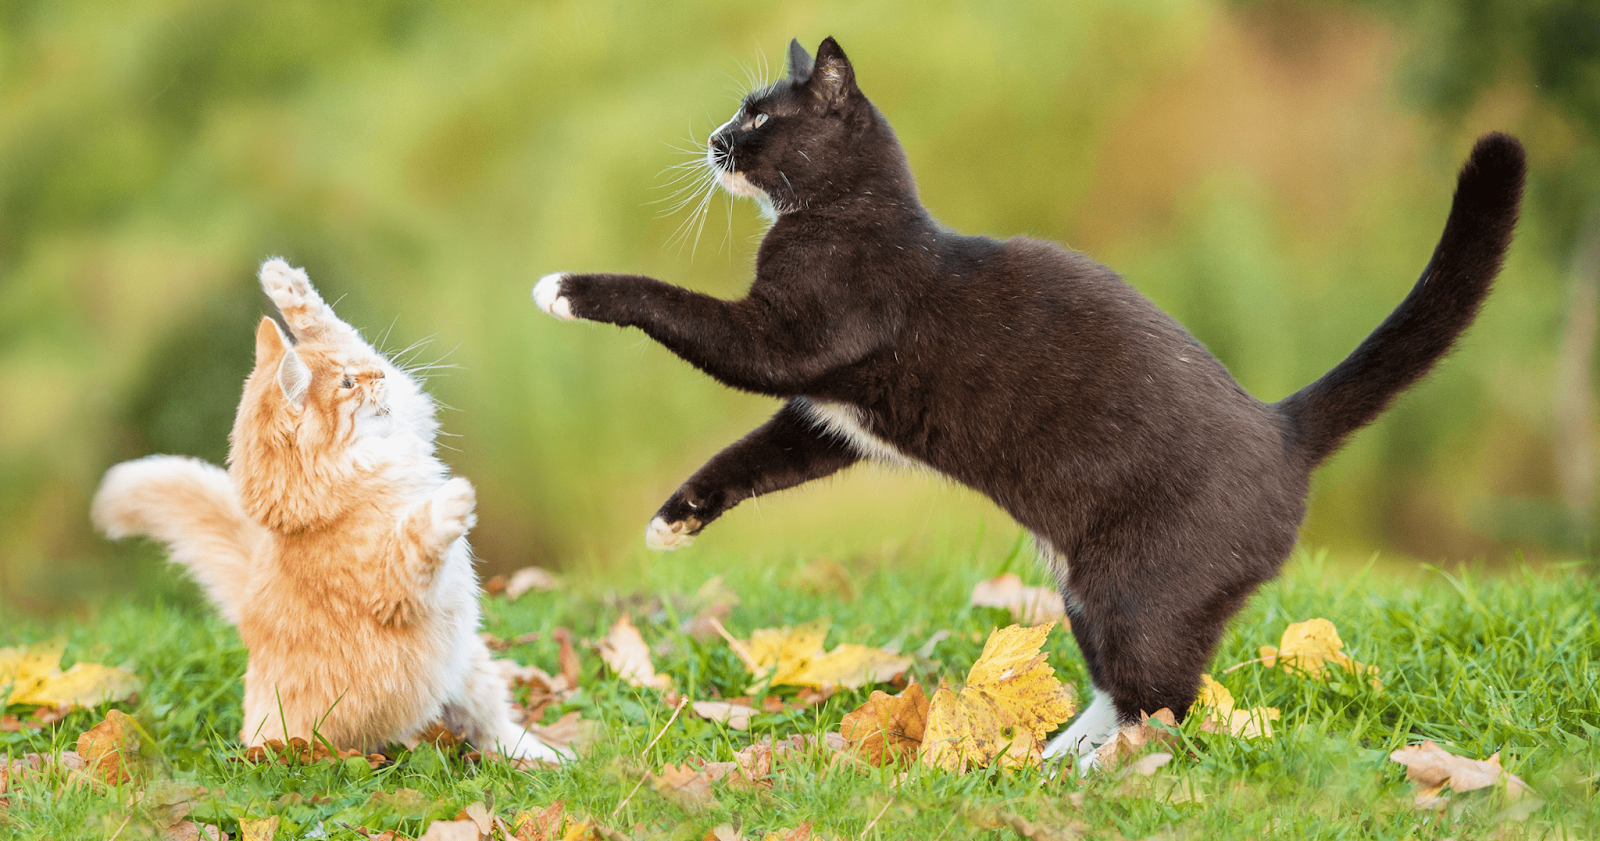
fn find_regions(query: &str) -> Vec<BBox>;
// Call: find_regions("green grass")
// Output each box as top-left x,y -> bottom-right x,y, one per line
3,548 -> 1597,840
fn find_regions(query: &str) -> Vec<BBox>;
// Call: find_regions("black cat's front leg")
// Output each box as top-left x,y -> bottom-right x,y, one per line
645,399 -> 861,550
533,272 -> 881,395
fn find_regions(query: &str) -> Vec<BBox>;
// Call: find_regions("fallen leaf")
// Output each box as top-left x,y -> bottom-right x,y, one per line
919,623 -> 1077,773
970,574 -> 1067,627
417,819 -> 481,841
483,632 -> 541,652
1093,709 -> 1179,768
512,801 -> 566,841
504,567 -> 559,600
839,682 -> 929,767
1129,751 -> 1174,776
1193,674 -> 1279,739
703,825 -> 744,841
0,639 -> 143,708
740,618 -> 911,691
528,711 -> 591,753
1257,619 -> 1380,688
239,816 -> 280,841
1389,741 -> 1531,806
550,628 -> 582,688
597,614 -> 672,691
456,801 -> 492,836
651,763 -> 720,812
691,701 -> 760,731
78,709 -> 141,784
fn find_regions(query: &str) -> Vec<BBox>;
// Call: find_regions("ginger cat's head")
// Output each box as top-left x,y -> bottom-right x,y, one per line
230,317 -> 396,532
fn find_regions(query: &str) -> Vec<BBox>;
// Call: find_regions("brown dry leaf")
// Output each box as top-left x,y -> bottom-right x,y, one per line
839,682 -> 929,767
0,639 -> 144,708
1389,741 -> 1531,806
456,801 -> 492,835
597,614 -> 672,691
483,632 -> 541,653
651,763 -> 721,812
740,618 -> 911,691
550,628 -> 581,688
1257,618 -> 1381,688
1093,709 -> 1179,768
160,821 -> 226,841
417,819 -> 481,841
78,709 -> 141,784
919,623 -> 1077,773
691,701 -> 760,731
239,816 -> 280,841
681,577 -> 741,641
511,801 -> 566,841
970,574 -> 1068,627
702,826 -> 744,841
528,711 -> 591,754
1194,674 -> 1279,739
504,567 -> 559,600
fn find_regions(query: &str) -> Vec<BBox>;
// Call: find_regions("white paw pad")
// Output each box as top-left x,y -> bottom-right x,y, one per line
644,516 -> 696,551
533,273 -> 576,321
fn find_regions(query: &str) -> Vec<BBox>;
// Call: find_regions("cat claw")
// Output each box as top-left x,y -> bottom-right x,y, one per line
644,516 -> 695,551
533,273 -> 576,321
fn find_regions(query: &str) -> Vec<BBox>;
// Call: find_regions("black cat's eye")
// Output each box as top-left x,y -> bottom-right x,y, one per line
744,112 -> 769,131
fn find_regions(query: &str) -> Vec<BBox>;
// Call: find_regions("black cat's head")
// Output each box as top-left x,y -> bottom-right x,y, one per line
707,37 -> 913,216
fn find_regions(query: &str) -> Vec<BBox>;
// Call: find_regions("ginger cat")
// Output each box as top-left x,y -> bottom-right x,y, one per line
94,259 -> 563,762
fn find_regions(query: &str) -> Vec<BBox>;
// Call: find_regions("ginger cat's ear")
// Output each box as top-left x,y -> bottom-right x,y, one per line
254,317 -> 309,407
277,348 -> 310,407
255,316 -> 289,362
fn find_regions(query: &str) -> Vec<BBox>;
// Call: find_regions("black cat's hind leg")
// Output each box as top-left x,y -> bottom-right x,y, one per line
646,399 -> 861,549
1043,549 -> 1251,770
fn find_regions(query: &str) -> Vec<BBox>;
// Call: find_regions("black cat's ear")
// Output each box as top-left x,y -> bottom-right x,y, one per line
787,38 -> 814,81
808,36 -> 856,108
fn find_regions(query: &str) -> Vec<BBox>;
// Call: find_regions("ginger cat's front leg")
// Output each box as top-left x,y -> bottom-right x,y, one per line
259,258 -> 363,347
370,477 -> 476,627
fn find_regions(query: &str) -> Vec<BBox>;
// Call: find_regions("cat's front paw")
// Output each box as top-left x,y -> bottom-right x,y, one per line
532,273 -> 577,322
259,258 -> 323,332
431,477 -> 478,544
645,515 -> 700,551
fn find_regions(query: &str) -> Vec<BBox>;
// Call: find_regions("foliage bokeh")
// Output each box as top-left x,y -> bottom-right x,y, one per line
1,0 -> 1595,611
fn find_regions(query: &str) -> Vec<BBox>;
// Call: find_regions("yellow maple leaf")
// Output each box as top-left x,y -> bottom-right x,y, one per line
918,623 -> 1076,773
740,618 -> 911,691
1258,618 -> 1381,688
1,639 -> 143,708
1194,674 -> 1279,739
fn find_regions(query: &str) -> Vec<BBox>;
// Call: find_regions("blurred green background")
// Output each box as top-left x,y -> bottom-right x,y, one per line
2,0 -> 1596,613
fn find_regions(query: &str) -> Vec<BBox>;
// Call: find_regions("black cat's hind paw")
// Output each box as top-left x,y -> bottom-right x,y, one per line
645,514 -> 702,551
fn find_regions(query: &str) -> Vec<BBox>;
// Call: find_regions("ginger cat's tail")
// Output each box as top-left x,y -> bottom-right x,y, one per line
93,455 -> 263,624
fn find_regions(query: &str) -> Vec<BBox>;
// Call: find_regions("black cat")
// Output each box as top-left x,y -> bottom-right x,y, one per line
534,37 -> 1525,761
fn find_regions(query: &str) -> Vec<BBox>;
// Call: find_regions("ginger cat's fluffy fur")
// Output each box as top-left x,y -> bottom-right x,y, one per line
94,259 -> 562,762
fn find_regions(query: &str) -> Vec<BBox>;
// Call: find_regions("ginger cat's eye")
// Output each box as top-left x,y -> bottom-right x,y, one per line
341,376 -> 354,389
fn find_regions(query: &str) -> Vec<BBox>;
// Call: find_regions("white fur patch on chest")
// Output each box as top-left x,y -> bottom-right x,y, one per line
798,398 -> 922,469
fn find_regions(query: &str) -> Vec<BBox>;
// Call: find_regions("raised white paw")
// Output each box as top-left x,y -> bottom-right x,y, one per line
260,258 -> 323,331
431,477 -> 477,542
644,515 -> 696,551
532,273 -> 576,321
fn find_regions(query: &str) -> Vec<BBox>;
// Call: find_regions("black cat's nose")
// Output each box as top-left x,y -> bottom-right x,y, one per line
709,133 -> 730,157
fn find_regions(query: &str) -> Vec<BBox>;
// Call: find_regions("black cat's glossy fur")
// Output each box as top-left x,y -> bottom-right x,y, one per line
535,38 -> 1525,754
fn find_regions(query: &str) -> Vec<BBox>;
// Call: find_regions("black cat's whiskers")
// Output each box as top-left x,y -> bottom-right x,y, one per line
655,145 -> 724,256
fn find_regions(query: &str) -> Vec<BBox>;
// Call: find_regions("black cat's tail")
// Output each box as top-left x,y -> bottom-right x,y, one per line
1276,133 -> 1525,468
